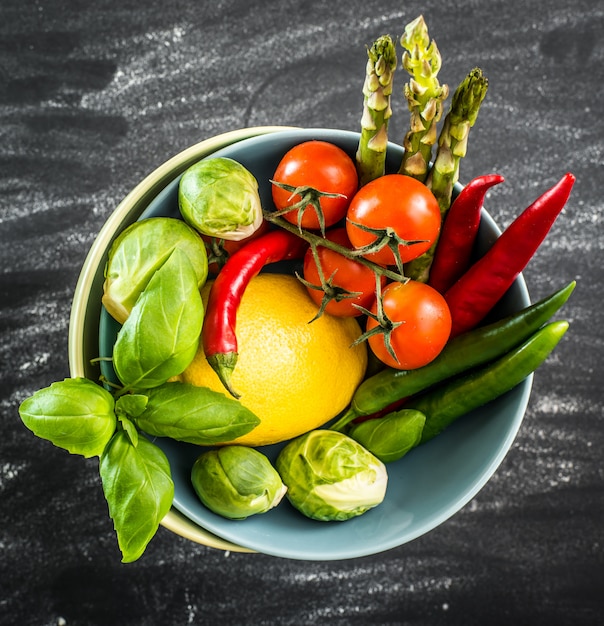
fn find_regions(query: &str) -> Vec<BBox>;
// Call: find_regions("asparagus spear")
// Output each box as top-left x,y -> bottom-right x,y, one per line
405,67 -> 489,283
398,15 -> 449,182
356,34 -> 397,186
427,67 -> 488,210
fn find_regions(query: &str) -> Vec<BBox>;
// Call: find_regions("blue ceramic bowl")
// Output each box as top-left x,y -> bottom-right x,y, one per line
69,127 -> 531,560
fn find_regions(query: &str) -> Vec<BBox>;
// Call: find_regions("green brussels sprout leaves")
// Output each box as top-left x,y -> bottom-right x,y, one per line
191,446 -> 287,520
276,430 -> 388,522
178,157 -> 264,241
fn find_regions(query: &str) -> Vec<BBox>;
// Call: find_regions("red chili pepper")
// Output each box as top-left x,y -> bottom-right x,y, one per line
202,229 -> 308,398
444,172 -> 575,337
429,174 -> 505,294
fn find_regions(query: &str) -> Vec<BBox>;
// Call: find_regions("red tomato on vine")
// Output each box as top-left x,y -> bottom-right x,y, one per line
366,280 -> 452,370
271,141 -> 358,231
346,174 -> 441,267
302,227 -> 385,317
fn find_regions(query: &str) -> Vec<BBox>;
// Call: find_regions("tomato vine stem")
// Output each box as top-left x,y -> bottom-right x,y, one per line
351,274 -> 402,362
263,210 -> 407,284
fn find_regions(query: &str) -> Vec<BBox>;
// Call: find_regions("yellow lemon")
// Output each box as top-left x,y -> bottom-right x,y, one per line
179,273 -> 367,446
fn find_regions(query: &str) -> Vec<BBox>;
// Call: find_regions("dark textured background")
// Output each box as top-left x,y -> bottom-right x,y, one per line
1,0 -> 602,624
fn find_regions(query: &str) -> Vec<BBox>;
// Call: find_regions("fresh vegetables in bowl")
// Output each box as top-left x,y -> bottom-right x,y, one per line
19,15 -> 576,562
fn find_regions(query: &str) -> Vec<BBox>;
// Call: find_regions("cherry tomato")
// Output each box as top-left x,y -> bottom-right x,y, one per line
302,228 -> 385,317
271,141 -> 358,230
366,280 -> 452,370
346,174 -> 441,266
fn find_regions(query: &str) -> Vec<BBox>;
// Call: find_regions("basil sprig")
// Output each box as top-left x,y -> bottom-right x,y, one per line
18,240 -> 261,562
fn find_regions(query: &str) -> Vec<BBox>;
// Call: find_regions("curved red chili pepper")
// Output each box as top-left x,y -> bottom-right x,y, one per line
444,172 -> 575,337
202,229 -> 308,397
429,174 -> 505,294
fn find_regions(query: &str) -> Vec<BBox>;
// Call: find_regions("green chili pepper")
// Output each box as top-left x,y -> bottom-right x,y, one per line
330,281 -> 575,432
411,320 -> 569,444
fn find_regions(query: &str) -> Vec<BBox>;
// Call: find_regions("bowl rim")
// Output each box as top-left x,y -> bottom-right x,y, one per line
69,125 -> 531,558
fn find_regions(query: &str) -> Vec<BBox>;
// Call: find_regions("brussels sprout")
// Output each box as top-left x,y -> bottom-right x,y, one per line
102,217 -> 208,324
178,157 -> 263,241
275,430 -> 388,522
191,446 -> 287,520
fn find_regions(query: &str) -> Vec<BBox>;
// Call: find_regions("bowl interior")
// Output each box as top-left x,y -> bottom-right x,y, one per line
80,128 -> 531,560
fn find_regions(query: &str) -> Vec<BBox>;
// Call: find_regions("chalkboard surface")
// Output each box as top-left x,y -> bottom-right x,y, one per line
1,1 -> 602,624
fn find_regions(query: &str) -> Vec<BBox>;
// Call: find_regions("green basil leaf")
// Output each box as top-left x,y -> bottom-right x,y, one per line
113,247 -> 204,391
100,430 -> 174,563
18,378 -> 116,458
348,409 -> 426,463
115,395 -> 148,446
115,394 -> 148,419
134,381 -> 260,445
118,415 -> 139,447
102,217 -> 208,324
